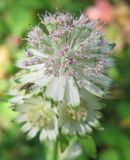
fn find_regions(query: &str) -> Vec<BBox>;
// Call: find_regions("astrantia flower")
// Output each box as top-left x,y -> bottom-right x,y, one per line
15,96 -> 58,141
16,12 -> 114,108
59,90 -> 102,135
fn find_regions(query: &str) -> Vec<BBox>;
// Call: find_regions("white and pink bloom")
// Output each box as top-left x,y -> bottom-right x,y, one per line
10,12 -> 114,140
16,13 -> 114,108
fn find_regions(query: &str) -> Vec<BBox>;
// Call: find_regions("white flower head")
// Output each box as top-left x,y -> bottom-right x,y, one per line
59,91 -> 103,136
15,96 -> 58,141
16,12 -> 114,107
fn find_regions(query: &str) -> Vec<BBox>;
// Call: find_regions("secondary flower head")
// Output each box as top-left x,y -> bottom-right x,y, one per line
59,90 -> 102,135
17,12 -> 114,108
15,96 -> 58,141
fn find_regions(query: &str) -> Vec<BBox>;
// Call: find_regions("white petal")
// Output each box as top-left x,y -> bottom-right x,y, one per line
95,111 -> 102,118
51,131 -> 57,140
16,60 -> 26,68
36,75 -> 52,87
21,123 -> 31,132
61,121 -> 76,135
82,79 -> 104,97
40,130 -> 47,142
45,76 -> 66,102
80,89 -> 100,109
90,74 -> 111,86
78,124 -> 86,135
29,48 -> 49,58
19,71 -> 42,83
62,126 -> 70,135
10,96 -> 24,104
16,114 -> 27,123
16,60 -> 44,70
47,130 -> 56,140
65,78 -> 80,107
89,119 -> 100,128
15,104 -> 28,112
28,64 -> 45,71
26,96 -> 44,106
27,127 -> 39,139
85,124 -> 92,133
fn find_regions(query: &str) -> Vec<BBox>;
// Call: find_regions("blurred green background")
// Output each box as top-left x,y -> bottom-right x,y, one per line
0,0 -> 130,159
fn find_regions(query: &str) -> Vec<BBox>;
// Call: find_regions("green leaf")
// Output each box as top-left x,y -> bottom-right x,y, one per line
78,135 -> 97,159
58,134 -> 72,153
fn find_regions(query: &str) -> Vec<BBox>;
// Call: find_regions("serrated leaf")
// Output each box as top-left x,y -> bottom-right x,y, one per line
78,135 -> 97,159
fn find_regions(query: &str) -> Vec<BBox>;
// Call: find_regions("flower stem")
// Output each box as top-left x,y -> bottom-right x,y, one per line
44,138 -> 59,160
53,138 -> 59,160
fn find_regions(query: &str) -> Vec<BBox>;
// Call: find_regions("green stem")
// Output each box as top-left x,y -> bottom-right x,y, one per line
44,138 -> 59,160
53,138 -> 59,160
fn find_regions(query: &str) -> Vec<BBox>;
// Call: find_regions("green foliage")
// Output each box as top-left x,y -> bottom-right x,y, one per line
99,149 -> 120,160
78,135 -> 97,159
59,135 -> 75,154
